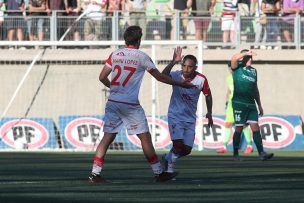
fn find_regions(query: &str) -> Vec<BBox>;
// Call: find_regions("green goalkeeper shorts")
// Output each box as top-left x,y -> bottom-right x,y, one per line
232,101 -> 258,127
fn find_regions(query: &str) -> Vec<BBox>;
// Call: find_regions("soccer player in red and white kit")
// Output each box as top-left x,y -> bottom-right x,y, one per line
162,47 -> 213,175
89,26 -> 194,183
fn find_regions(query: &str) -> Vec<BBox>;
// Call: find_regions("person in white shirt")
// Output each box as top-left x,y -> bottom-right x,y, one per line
161,47 -> 213,175
89,25 -> 194,184
83,0 -> 107,41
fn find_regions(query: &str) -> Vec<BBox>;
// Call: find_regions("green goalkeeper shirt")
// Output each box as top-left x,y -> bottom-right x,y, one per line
232,62 -> 257,105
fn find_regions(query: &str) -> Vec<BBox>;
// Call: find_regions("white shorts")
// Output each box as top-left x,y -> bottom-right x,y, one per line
168,117 -> 195,147
103,101 -> 149,135
221,16 -> 235,31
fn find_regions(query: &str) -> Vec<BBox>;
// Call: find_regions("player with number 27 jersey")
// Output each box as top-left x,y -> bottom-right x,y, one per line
105,47 -> 156,105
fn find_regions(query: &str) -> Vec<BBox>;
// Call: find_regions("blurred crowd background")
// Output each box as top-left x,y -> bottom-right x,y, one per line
0,0 -> 303,50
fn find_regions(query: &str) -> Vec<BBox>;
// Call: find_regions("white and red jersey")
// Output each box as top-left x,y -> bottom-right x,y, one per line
104,47 -> 157,105
222,0 -> 238,16
168,70 -> 211,122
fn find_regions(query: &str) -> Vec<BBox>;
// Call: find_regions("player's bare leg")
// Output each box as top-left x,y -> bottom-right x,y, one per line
89,133 -> 116,184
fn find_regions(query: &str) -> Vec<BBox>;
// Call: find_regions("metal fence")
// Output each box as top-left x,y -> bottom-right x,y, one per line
0,11 -> 303,49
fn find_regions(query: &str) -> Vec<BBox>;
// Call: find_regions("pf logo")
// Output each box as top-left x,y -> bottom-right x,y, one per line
127,118 -> 171,149
259,116 -> 295,148
195,117 -> 227,149
65,117 -> 104,149
0,119 -> 49,149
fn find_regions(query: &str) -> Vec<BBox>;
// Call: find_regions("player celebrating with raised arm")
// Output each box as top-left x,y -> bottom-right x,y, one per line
162,47 -> 213,175
230,49 -> 273,161
89,26 -> 194,184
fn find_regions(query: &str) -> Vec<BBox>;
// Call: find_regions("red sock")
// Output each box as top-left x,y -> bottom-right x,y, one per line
94,156 -> 105,167
147,154 -> 158,164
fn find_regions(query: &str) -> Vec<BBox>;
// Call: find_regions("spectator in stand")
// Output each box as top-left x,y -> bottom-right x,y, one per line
281,0 -> 304,49
83,0 -> 107,41
171,0 -> 191,40
125,0 -> 147,39
64,0 -> 81,41
27,0 -> 48,41
106,0 -> 124,40
191,0 -> 216,49
5,0 -> 25,48
48,0 -> 65,40
238,0 -> 255,43
252,0 -> 267,49
107,0 -> 123,15
261,0 -> 281,50
145,0 -> 173,40
216,0 -> 238,49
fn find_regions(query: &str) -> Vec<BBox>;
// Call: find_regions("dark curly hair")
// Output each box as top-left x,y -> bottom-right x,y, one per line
182,55 -> 198,66
123,26 -> 142,46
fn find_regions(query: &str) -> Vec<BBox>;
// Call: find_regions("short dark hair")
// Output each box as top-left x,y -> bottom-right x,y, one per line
182,55 -> 197,66
123,26 -> 142,46
240,49 -> 249,53
240,49 -> 252,65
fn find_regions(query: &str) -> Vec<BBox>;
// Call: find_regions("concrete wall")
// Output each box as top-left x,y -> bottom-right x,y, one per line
0,63 -> 303,126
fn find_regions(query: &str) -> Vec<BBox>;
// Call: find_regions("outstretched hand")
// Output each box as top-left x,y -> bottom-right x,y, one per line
172,46 -> 183,64
206,112 -> 213,128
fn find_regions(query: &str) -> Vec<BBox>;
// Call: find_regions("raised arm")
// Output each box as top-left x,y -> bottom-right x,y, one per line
162,46 -> 183,76
231,50 -> 256,69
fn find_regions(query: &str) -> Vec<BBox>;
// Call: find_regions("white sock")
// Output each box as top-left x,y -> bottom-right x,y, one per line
92,164 -> 102,175
151,161 -> 163,175
166,152 -> 179,173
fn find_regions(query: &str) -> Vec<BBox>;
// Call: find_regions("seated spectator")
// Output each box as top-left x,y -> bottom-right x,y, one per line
6,0 -> 25,49
281,0 -> 304,49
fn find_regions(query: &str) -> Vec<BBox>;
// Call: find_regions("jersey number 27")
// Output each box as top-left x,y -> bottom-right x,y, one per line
111,65 -> 136,87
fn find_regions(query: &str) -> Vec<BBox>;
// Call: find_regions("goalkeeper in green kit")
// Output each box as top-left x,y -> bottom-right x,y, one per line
230,49 -> 273,161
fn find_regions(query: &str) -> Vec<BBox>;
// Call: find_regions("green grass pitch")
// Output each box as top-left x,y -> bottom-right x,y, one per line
0,151 -> 304,203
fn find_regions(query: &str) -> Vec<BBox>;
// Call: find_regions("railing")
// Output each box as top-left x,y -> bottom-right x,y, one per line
0,11 -> 303,49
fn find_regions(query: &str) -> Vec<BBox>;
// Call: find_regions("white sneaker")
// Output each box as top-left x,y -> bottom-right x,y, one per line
18,46 -> 26,50
267,46 -> 272,50
273,46 -> 279,50
254,46 -> 259,49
